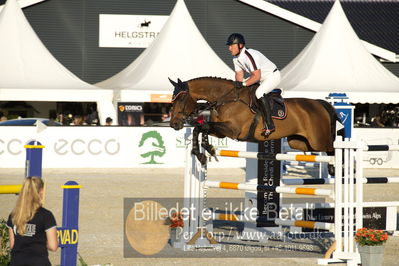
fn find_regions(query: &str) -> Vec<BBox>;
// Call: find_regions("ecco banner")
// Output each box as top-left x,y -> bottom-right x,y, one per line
0,127 -> 246,168
99,14 -> 168,48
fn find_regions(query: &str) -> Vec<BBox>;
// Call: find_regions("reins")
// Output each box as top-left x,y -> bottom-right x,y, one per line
211,85 -> 250,110
171,79 -> 251,122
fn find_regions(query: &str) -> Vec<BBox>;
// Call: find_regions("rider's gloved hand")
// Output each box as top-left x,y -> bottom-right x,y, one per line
233,81 -> 244,89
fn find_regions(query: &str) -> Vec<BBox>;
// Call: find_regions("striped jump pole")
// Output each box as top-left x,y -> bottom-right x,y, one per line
275,218 -> 334,231
284,161 -> 318,168
212,212 -> 294,224
212,212 -> 244,222
204,181 -> 333,197
211,212 -> 279,223
364,144 -> 399,151
0,184 -> 22,194
215,150 -> 334,164
282,177 -> 399,185
280,201 -> 399,208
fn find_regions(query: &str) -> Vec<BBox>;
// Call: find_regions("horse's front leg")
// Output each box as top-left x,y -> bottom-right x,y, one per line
192,126 -> 207,164
200,125 -> 218,162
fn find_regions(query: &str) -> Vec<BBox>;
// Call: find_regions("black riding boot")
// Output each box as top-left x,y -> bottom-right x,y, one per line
257,94 -> 275,136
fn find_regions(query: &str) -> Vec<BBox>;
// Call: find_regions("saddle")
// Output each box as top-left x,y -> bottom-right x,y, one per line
248,85 -> 287,119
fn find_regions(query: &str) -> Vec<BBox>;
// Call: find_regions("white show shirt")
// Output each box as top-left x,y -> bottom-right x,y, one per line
233,47 -> 277,82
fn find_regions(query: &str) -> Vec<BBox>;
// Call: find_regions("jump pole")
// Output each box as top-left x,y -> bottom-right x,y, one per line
282,177 -> 399,185
204,181 -> 333,197
216,150 -> 334,164
364,145 -> 399,151
0,141 -> 44,194
0,185 -> 22,194
275,218 -> 334,231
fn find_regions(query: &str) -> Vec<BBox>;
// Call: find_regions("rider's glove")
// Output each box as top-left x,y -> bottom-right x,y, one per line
233,81 -> 244,89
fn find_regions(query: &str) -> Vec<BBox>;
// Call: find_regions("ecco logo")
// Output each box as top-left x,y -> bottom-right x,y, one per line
0,139 -> 120,156
54,139 -> 120,155
0,139 -> 24,155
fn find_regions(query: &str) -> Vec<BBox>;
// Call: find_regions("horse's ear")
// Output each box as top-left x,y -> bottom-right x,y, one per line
168,77 -> 178,87
177,78 -> 183,84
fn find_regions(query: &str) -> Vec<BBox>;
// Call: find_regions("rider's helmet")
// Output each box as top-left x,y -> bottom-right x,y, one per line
226,33 -> 245,46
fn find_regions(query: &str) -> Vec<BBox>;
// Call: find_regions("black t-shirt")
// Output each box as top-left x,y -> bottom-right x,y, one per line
7,207 -> 57,266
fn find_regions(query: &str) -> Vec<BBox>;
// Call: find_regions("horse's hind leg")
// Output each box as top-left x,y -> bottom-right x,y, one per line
207,121 -> 241,139
289,136 -> 335,176
327,151 -> 335,176
326,150 -> 346,177
287,136 -> 313,151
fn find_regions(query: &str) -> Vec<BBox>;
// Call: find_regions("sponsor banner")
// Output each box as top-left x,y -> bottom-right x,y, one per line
0,127 -> 246,168
302,207 -> 390,231
257,140 -> 281,227
118,102 -> 144,126
99,14 -> 168,48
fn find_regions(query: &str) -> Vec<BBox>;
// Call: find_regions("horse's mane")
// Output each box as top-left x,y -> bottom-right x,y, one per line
188,76 -> 234,83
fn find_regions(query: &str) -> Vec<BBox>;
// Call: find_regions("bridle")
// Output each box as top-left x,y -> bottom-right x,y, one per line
171,91 -> 199,123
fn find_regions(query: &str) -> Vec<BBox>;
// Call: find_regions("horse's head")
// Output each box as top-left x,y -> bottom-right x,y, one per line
169,78 -> 196,130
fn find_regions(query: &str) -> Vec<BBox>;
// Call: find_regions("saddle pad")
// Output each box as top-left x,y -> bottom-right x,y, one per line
249,88 -> 287,119
271,99 -> 287,120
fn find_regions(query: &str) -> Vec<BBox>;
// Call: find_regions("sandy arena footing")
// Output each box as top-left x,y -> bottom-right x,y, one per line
0,168 -> 398,266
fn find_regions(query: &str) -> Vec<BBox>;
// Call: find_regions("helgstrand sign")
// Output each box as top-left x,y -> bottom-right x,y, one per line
99,14 -> 168,48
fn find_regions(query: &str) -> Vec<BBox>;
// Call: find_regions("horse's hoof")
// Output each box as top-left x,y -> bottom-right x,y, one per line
328,164 -> 335,176
212,155 -> 219,162
210,147 -> 216,157
197,154 -> 207,165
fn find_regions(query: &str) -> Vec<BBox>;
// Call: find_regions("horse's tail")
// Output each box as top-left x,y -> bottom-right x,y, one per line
316,100 -> 345,141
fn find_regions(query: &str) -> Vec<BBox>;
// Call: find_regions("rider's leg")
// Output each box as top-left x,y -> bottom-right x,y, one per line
255,71 -> 281,136
257,93 -> 275,135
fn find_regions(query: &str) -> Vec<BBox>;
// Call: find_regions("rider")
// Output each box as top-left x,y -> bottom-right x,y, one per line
226,33 -> 281,136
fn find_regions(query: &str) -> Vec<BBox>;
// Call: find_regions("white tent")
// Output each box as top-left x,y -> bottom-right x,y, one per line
0,0 -> 116,124
281,0 -> 399,103
96,0 -> 234,102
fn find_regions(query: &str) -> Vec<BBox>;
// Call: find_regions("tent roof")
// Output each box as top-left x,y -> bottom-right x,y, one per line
0,0 -> 112,101
269,0 -> 399,55
0,0 -> 116,124
281,0 -> 399,103
96,0 -> 234,96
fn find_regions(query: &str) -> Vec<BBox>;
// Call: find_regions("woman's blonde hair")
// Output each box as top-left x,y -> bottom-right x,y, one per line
11,177 -> 44,235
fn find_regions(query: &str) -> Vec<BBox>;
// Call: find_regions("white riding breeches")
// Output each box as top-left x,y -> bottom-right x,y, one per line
255,70 -> 281,99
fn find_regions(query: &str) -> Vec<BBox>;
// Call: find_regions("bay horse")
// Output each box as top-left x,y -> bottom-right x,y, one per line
169,77 -> 341,166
